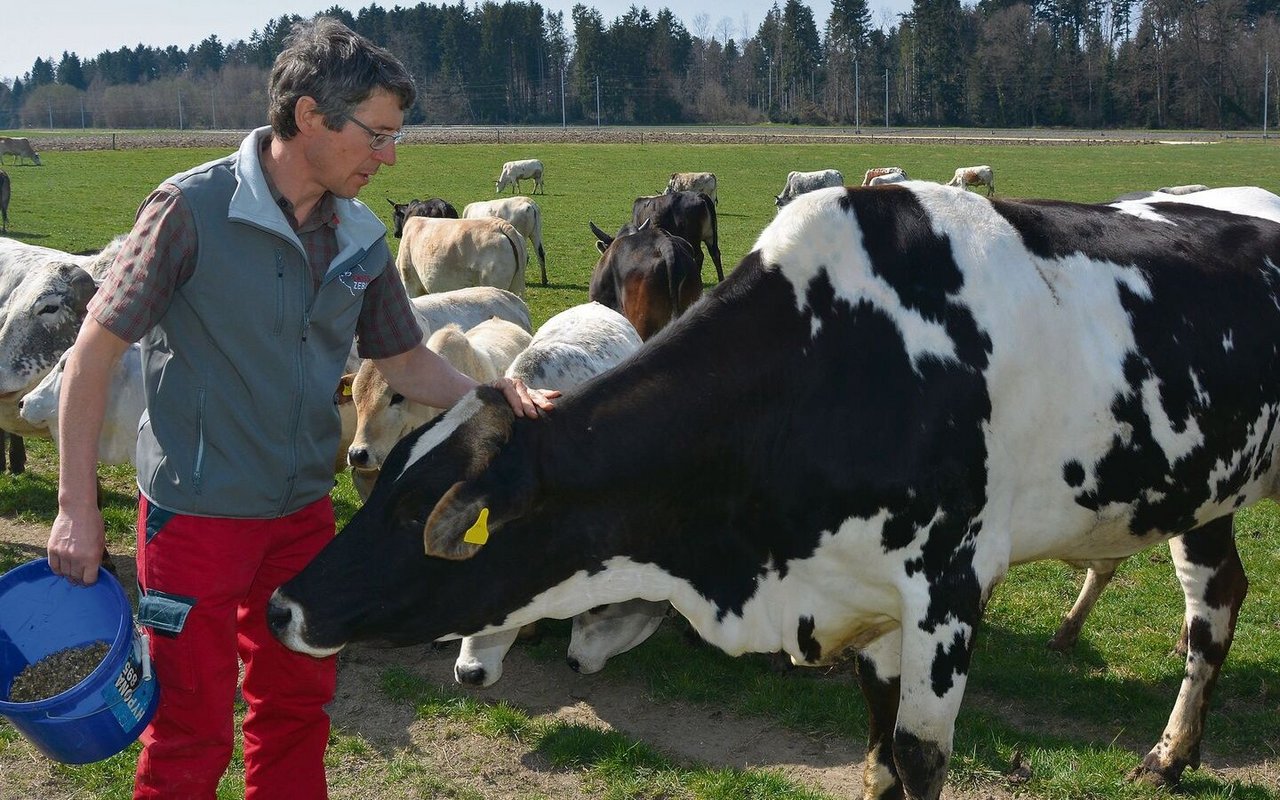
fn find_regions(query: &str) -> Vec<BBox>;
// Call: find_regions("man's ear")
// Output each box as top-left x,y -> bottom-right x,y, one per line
294,96 -> 324,137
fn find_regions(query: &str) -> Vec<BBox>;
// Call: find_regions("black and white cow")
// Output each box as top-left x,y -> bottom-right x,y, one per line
270,183 -> 1278,799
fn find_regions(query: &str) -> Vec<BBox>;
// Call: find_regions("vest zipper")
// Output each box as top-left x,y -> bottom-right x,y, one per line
273,250 -> 285,335
192,388 -> 206,494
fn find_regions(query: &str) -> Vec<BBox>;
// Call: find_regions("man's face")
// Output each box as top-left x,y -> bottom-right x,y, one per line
314,89 -> 404,200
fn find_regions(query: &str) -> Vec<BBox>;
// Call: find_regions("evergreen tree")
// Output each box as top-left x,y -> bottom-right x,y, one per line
56,52 -> 87,90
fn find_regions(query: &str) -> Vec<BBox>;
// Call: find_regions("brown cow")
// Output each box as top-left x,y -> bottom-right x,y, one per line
631,191 -> 722,281
947,165 -> 995,196
588,219 -> 701,341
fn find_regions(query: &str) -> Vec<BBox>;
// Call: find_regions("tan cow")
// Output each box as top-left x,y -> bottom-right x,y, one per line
345,318 -> 531,498
396,216 -> 528,298
665,171 -> 717,205
0,137 -> 41,166
462,197 -> 547,286
947,165 -> 995,196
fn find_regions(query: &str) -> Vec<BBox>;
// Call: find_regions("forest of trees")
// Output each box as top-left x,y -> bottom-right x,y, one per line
4,0 -> 1280,131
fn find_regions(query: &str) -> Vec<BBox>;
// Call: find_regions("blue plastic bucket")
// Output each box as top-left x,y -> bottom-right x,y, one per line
0,558 -> 158,764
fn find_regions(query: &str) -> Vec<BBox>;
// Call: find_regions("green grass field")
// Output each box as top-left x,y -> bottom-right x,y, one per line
0,137 -> 1277,799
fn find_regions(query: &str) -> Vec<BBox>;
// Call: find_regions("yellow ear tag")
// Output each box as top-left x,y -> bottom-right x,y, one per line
342,383 -> 353,397
463,507 -> 490,546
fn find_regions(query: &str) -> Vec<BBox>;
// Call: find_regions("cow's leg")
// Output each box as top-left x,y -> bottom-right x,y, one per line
9,434 -> 24,474
707,238 -> 724,282
1129,515 -> 1244,788
854,631 -> 904,799
1047,558 -> 1122,652
889,585 -> 982,800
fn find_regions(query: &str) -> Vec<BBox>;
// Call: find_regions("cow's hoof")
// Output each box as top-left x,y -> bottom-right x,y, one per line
1126,759 -> 1185,788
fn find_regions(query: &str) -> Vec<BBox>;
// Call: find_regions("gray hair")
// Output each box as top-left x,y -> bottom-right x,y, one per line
268,17 -> 416,139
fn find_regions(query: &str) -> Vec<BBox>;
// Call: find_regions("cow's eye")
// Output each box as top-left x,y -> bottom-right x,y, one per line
389,393 -> 405,406
37,303 -> 60,316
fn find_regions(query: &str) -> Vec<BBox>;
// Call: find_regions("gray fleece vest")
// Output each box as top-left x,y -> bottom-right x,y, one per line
135,128 -> 390,518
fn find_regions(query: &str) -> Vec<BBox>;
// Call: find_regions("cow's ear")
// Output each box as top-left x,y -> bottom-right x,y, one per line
335,373 -> 355,405
66,265 -> 97,317
422,481 -> 489,559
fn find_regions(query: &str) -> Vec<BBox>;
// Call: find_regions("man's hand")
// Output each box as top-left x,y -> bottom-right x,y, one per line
493,376 -> 559,418
47,506 -> 106,586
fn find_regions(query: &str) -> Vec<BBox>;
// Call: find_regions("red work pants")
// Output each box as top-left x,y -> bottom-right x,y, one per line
133,494 -> 338,800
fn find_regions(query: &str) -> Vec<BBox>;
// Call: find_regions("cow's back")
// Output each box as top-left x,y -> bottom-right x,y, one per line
758,185 -> 1280,563
398,216 -> 527,297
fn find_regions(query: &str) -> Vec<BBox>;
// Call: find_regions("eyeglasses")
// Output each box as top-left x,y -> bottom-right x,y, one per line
342,113 -> 404,151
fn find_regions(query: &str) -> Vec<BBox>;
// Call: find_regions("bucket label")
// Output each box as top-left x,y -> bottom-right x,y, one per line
102,646 -> 154,732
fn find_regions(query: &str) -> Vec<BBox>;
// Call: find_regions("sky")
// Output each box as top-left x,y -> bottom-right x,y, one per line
4,0 -> 913,85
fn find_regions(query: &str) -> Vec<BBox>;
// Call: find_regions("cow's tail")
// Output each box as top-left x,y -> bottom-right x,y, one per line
531,202 -> 547,285
702,193 -> 723,282
670,237 -> 699,318
501,222 -> 528,297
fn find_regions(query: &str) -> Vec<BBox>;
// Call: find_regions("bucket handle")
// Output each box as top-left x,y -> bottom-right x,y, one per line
134,627 -> 152,683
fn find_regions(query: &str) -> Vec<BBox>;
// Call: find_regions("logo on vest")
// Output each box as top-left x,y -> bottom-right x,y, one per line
339,269 -> 372,295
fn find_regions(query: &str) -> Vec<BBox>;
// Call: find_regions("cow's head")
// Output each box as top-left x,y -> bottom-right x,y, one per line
388,198 -> 457,237
271,387 -> 546,656
0,262 -> 96,396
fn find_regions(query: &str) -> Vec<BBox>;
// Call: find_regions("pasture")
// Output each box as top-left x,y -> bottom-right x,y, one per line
0,136 -> 1277,799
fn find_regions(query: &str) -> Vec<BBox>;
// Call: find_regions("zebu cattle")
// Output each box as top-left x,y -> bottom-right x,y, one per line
774,169 -> 843,207
270,183 -> 1280,798
452,301 -> 643,687
631,191 -> 723,282
0,239 -> 101,472
862,166 -> 907,186
0,137 -> 41,166
0,169 -> 9,232
388,197 -> 458,237
462,196 -> 548,286
19,343 -> 144,467
348,317 -> 531,472
396,216 -> 527,298
665,171 -> 717,205
947,165 -> 995,196
588,219 -> 701,340
495,159 -> 544,195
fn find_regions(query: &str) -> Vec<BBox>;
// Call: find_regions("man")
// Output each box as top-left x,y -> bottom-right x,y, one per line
46,18 -> 553,799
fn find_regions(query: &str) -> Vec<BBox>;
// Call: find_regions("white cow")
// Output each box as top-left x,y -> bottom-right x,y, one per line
19,343 -> 145,466
346,318 -> 532,499
1157,184 -> 1209,195
396,216 -> 528,298
462,197 -> 547,286
0,137 -> 41,166
774,169 -> 844,207
453,302 -> 643,688
947,165 -> 995,196
665,172 -> 717,205
495,159 -> 544,195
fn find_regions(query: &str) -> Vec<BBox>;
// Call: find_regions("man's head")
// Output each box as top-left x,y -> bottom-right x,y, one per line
268,17 -> 416,141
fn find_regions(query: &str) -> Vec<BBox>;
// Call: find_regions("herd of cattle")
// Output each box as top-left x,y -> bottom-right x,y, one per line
1,154 -> 1277,797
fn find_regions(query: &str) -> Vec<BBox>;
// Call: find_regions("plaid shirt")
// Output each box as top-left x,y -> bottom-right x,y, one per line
91,183 -> 421,360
